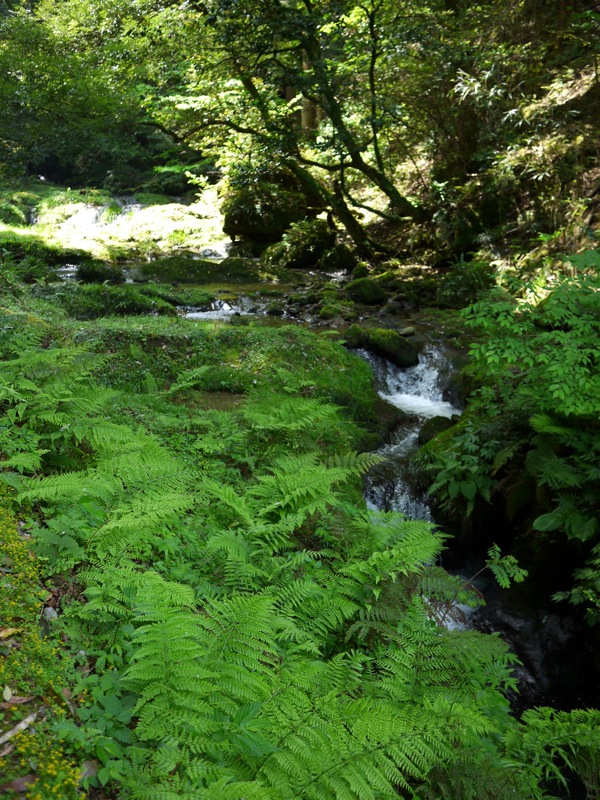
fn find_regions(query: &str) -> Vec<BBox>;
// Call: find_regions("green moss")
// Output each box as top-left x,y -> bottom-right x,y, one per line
76,261 -> 125,283
364,327 -> 419,367
136,254 -> 268,284
318,303 -> 340,320
69,319 -> 377,420
30,283 -> 178,319
261,219 -> 335,270
351,262 -> 370,279
345,277 -> 387,305
344,324 -> 367,348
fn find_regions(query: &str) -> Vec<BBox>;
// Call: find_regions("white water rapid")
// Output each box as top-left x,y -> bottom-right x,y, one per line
360,345 -> 461,520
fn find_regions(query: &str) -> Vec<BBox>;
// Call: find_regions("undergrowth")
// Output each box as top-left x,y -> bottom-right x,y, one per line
0,268 -> 599,798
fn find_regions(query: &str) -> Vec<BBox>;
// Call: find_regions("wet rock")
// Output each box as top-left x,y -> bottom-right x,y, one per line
344,324 -> 367,348
418,415 -> 455,445
345,277 -> 387,305
363,327 -> 419,368
374,396 -> 410,438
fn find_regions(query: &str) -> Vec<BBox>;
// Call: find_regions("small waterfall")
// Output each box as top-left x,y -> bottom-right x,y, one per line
185,300 -> 238,321
184,296 -> 260,321
360,345 -> 461,520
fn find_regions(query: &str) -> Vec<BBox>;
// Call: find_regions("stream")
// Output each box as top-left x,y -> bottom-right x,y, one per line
47,207 -> 595,713
359,345 -> 460,520
357,340 -> 595,712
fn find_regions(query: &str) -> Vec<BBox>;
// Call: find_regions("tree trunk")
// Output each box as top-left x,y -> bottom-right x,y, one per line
287,162 -> 376,257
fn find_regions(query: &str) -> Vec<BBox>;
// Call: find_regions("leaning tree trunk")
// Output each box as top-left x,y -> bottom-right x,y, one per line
287,162 -> 377,257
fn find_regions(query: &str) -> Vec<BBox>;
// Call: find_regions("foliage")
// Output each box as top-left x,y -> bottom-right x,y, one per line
420,258 -> 600,620
261,219 -> 335,270
435,257 -> 496,309
0,0 -> 599,795
0,291 -> 592,798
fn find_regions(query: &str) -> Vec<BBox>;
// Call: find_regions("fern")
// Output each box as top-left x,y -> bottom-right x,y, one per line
504,707 -> 600,798
326,451 -> 385,477
250,453 -> 349,524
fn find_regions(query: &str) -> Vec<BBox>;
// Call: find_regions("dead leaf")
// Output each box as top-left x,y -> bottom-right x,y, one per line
3,686 -> 12,702
0,775 -> 36,792
0,743 -> 14,757
0,696 -> 33,709
79,760 -> 99,781
0,628 -> 20,640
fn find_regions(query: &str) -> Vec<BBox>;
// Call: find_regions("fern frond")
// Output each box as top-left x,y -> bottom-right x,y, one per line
251,454 -> 347,523
201,479 -> 253,525
326,451 -> 385,477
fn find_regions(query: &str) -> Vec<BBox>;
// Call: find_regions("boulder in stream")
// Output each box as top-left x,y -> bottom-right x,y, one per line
363,327 -> 420,368
344,277 -> 387,305
418,415 -> 456,445
343,324 -> 420,367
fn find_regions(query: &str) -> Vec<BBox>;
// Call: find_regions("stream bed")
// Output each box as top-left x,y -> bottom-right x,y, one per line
357,339 -> 596,712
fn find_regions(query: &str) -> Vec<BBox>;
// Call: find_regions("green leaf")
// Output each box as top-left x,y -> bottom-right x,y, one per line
533,512 -> 563,532
460,480 -> 477,500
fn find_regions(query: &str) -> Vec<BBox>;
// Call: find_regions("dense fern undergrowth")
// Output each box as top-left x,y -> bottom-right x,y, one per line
1,278 -> 599,800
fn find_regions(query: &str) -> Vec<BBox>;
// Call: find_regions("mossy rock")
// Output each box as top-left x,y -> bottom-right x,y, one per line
364,327 -> 419,367
318,243 -> 358,272
30,283 -> 178,319
344,324 -> 367,348
418,415 -> 456,445
345,277 -> 387,305
222,184 -> 308,243
351,262 -> 370,279
76,261 -> 125,283
318,303 -> 341,320
286,291 -> 318,307
215,256 -> 262,282
138,284 -> 215,308
382,300 -> 404,315
265,301 -> 285,316
261,219 -> 335,270
136,255 -> 260,284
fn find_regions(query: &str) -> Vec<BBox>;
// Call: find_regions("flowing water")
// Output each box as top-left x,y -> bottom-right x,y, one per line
359,343 -> 592,701
360,345 -> 461,520
184,297 -> 259,321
